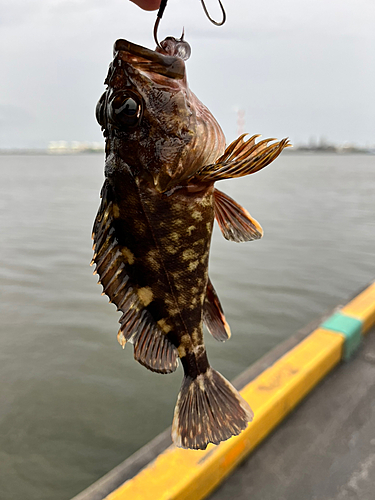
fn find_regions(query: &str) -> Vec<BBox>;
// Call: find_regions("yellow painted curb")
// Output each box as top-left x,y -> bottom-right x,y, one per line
105,328 -> 343,500
341,281 -> 375,333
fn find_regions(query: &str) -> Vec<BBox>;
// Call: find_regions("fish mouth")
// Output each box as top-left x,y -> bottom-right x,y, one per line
114,39 -> 185,80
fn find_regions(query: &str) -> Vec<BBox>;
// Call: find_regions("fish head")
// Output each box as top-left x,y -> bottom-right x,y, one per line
96,37 -> 225,192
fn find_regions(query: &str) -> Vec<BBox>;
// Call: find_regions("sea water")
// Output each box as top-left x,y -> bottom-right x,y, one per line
0,153 -> 374,499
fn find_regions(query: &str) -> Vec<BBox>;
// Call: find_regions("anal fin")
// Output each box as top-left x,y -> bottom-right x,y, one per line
204,278 -> 231,341
214,188 -> 263,242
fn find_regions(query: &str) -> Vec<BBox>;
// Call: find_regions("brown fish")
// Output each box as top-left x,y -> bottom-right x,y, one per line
92,35 -> 290,450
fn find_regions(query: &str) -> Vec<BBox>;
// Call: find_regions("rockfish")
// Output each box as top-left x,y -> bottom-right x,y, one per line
92,35 -> 289,450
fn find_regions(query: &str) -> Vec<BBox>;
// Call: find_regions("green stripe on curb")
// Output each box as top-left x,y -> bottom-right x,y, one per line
321,312 -> 363,361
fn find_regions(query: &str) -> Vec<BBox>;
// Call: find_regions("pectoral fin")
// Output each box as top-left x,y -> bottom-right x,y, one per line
214,188 -> 263,242
92,180 -> 178,374
194,135 -> 291,182
203,278 -> 231,341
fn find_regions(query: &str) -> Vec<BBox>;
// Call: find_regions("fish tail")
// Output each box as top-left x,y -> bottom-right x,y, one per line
172,367 -> 253,450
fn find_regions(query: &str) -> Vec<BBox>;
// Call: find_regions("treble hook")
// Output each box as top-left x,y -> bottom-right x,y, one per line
200,0 -> 226,26
154,0 -> 226,49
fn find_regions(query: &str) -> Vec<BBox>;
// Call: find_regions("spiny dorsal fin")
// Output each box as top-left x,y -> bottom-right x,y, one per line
194,135 -> 291,182
203,278 -> 231,341
214,188 -> 263,242
92,181 -> 178,374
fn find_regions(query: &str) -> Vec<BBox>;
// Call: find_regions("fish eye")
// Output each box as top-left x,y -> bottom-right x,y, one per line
95,92 -> 107,128
108,91 -> 142,128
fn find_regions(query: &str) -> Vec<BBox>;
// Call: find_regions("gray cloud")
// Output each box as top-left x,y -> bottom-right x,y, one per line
0,0 -> 374,148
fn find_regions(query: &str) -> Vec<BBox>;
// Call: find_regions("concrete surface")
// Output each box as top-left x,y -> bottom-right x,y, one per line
209,329 -> 375,500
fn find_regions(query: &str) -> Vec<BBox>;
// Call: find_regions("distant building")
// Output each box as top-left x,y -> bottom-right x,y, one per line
48,141 -> 104,153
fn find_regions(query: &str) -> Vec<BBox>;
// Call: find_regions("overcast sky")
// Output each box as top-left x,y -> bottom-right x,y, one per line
0,0 -> 374,148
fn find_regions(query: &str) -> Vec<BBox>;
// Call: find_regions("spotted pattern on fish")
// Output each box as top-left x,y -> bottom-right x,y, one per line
94,164 -> 215,380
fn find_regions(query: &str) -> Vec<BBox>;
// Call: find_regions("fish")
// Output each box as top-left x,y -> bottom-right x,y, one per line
92,35 -> 290,450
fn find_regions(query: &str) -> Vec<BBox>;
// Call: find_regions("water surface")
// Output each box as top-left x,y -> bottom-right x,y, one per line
0,153 -> 374,499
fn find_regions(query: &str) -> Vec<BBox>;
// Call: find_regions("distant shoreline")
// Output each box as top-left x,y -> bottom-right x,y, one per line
0,148 -> 373,156
283,147 -> 375,155
0,149 -> 105,156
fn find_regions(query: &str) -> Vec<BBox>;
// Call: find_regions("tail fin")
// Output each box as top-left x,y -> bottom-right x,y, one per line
172,368 -> 253,450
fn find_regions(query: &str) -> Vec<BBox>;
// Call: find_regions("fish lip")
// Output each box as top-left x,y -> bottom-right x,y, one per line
114,39 -> 185,80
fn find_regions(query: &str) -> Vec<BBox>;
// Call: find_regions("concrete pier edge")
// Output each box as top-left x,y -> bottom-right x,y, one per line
71,280 -> 375,500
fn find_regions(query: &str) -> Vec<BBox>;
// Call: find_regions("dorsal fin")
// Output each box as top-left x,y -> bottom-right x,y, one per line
203,278 -> 231,341
92,181 -> 178,374
214,188 -> 263,242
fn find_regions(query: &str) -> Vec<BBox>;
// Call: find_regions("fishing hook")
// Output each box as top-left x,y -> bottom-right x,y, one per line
200,0 -> 226,26
154,0 -> 226,48
154,0 -> 168,48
